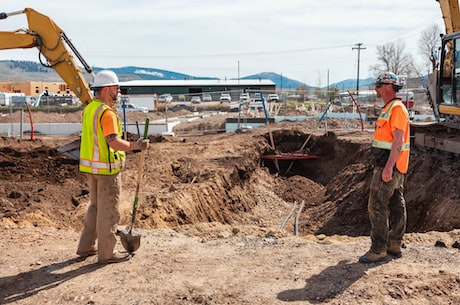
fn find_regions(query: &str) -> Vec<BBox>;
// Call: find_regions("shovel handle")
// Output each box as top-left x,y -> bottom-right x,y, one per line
137,117 -> 150,188
130,118 -> 150,231
143,118 -> 150,139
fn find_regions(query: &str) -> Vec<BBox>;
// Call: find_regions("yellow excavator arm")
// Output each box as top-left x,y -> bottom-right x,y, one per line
0,8 -> 93,105
437,0 -> 460,34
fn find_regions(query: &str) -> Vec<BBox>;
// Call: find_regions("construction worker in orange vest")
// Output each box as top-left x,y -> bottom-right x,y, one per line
359,72 -> 410,264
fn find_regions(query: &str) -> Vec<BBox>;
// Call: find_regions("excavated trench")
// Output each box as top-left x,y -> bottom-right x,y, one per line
260,130 -> 460,236
133,130 -> 379,237
260,130 -> 374,236
0,128 -> 458,236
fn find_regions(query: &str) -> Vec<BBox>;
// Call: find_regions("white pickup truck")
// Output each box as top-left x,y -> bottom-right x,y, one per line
220,93 -> 231,103
267,94 -> 279,102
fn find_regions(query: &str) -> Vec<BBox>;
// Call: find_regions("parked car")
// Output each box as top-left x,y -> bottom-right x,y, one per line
219,93 -> 231,103
158,93 -> 173,103
253,93 -> 264,102
170,104 -> 193,112
191,96 -> 202,104
267,94 -> 279,102
117,103 -> 148,113
239,93 -> 250,101
229,101 -> 243,112
202,93 -> 212,102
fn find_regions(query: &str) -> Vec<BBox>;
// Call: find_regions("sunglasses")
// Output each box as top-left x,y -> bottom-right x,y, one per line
375,83 -> 389,88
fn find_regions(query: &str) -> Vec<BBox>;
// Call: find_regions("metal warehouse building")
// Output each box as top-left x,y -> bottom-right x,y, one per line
119,79 -> 276,101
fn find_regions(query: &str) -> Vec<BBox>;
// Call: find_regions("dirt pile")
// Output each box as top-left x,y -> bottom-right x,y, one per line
0,111 -> 459,305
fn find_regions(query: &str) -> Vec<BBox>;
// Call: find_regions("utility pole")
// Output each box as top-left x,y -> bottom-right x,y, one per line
280,73 -> 283,94
352,43 -> 366,96
237,60 -> 240,87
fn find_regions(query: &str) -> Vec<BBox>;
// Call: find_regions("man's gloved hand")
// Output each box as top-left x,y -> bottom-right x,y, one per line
136,138 -> 150,150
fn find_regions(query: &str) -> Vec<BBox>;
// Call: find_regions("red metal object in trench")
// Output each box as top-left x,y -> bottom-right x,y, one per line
347,90 -> 364,131
262,154 -> 318,174
25,102 -> 35,141
262,154 -> 319,161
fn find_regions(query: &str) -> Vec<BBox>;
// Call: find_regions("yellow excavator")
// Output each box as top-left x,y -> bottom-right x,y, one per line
0,8 -> 95,157
0,8 -> 93,105
415,0 -> 460,154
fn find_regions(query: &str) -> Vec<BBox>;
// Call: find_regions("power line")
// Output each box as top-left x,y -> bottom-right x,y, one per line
86,44 -> 355,60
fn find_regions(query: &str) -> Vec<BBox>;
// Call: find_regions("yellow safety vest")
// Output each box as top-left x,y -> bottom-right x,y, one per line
372,99 -> 410,174
79,100 -> 125,175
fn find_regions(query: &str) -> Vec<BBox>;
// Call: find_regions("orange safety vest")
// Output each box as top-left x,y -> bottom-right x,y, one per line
372,99 -> 410,174
79,100 -> 125,175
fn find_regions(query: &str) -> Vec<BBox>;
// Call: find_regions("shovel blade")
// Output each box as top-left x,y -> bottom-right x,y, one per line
118,227 -> 141,253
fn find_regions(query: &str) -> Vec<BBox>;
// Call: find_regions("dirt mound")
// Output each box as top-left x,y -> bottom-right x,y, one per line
0,137 -> 86,229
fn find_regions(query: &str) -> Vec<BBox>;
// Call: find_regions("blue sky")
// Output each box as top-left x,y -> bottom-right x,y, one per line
0,1 -> 443,86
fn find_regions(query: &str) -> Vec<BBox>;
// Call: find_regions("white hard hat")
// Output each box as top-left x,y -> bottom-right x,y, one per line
375,72 -> 402,89
92,70 -> 119,88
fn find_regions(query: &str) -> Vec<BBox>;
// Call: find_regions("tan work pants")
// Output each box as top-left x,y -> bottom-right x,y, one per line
77,173 -> 121,261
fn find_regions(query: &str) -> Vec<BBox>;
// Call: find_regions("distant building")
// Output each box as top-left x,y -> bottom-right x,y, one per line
0,82 -> 13,93
0,81 -> 71,96
120,79 -> 276,102
1,79 -> 276,107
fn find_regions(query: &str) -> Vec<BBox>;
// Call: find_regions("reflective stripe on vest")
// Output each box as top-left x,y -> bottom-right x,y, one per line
79,158 -> 125,172
372,139 -> 410,151
79,100 -> 125,175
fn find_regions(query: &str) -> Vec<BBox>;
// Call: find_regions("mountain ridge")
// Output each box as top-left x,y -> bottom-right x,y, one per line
0,60 -> 374,90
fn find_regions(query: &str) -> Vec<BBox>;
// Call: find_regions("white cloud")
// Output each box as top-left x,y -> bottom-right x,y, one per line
134,69 -> 164,78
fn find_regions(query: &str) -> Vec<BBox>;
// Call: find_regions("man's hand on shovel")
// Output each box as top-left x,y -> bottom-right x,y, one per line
136,137 -> 149,150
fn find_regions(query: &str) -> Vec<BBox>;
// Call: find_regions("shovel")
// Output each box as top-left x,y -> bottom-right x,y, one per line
119,118 -> 149,253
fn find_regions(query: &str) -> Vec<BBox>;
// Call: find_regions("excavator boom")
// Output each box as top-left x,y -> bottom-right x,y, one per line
438,0 -> 460,34
0,31 -> 36,49
0,8 -> 93,105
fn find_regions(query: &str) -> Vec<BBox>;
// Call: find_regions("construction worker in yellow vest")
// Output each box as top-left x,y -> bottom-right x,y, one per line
77,70 -> 149,264
359,72 -> 410,264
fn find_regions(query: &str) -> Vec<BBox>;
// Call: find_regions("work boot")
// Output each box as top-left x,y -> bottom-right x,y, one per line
98,251 -> 132,264
359,250 -> 387,263
387,240 -> 402,258
76,247 -> 97,258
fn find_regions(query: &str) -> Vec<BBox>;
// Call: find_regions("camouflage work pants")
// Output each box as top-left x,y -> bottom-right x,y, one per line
77,173 -> 121,261
368,167 -> 407,253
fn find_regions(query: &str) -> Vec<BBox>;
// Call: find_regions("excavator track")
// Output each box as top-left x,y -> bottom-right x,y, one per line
411,121 -> 460,156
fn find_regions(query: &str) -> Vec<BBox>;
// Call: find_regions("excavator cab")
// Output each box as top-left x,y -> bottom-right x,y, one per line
436,32 -> 460,120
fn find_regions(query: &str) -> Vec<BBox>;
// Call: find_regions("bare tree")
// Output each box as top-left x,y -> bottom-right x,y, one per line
369,40 -> 415,77
296,85 -> 309,102
418,24 -> 442,74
